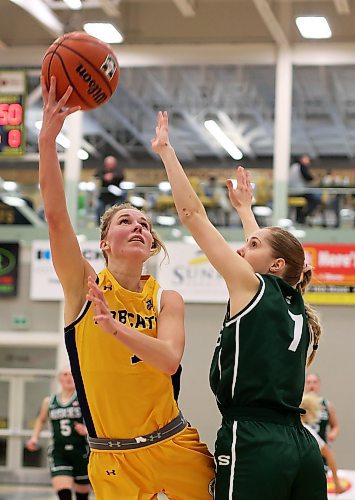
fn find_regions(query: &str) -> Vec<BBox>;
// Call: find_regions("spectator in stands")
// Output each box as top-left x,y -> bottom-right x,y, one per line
288,155 -> 322,224
95,156 -> 125,224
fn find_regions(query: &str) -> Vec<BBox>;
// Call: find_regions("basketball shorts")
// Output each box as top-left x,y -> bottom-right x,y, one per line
214,417 -> 327,500
48,443 -> 90,484
88,426 -> 215,499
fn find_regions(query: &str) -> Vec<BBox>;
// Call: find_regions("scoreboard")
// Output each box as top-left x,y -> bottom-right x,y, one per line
0,71 -> 26,157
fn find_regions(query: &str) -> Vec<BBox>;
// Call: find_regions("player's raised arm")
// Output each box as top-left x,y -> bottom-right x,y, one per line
39,76 -> 95,322
151,111 -> 259,301
227,166 -> 260,241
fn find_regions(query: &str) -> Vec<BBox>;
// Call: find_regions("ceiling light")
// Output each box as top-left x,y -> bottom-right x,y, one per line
83,23 -> 123,44
63,0 -> 82,9
130,196 -> 146,208
9,0 -> 63,36
79,182 -> 95,191
296,17 -> 332,39
56,132 -> 71,149
119,181 -> 136,190
3,181 -> 18,192
107,185 -> 123,196
158,182 -> 171,193
78,149 -> 89,160
204,120 -> 243,160
156,215 -> 176,226
1,196 -> 26,207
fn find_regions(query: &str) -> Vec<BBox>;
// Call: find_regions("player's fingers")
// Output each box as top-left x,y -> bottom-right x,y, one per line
48,76 -> 57,103
40,76 -> 49,104
65,105 -> 81,118
163,111 -> 168,127
57,86 -> 73,109
235,166 -> 245,187
245,170 -> 251,187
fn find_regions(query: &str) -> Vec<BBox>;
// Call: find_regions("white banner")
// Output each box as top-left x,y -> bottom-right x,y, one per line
30,240 -> 105,301
156,241 -> 242,303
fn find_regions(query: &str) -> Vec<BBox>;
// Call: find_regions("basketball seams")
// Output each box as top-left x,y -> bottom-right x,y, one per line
60,32 -> 110,48
48,52 -> 92,110
57,43 -> 115,95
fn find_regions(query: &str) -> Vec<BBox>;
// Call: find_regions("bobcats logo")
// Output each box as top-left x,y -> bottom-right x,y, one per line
101,55 -> 117,80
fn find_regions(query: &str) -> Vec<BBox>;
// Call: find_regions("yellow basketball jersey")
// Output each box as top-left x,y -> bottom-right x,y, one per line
65,268 -> 179,439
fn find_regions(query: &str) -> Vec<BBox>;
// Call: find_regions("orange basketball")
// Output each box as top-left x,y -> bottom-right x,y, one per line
41,31 -> 120,111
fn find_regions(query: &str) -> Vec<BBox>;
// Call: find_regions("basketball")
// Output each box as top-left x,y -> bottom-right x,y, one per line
41,31 -> 120,111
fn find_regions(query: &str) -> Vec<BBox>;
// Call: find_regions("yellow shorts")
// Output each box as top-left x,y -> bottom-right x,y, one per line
88,426 -> 215,499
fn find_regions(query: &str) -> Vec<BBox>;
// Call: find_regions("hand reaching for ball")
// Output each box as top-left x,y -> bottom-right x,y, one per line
40,76 -> 81,142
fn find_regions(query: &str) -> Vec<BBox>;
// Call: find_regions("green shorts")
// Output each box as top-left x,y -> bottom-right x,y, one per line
214,414 -> 327,500
48,443 -> 90,484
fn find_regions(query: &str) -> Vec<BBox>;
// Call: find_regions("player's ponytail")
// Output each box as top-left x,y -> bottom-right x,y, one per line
296,267 -> 322,366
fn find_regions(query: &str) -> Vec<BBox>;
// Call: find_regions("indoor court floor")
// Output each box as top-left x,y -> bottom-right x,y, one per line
0,485 -> 170,499
0,482 -> 355,500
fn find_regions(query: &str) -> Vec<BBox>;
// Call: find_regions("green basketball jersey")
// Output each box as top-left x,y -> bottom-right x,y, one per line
310,398 -> 329,442
210,274 -> 310,414
48,392 -> 87,447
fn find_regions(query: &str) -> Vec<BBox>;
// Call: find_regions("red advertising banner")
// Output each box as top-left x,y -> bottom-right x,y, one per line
303,243 -> 355,305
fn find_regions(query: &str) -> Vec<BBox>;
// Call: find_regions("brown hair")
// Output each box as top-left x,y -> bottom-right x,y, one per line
99,203 -> 168,265
266,227 -> 322,366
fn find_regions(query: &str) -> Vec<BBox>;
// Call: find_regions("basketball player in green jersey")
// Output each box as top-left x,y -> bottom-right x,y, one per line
38,78 -> 214,499
305,372 -> 340,444
152,111 -> 327,499
26,368 -> 90,500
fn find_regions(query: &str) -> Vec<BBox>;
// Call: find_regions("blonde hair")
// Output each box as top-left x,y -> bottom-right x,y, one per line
301,392 -> 322,425
266,227 -> 322,366
99,203 -> 168,265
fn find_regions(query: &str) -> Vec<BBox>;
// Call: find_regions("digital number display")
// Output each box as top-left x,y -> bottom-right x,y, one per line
0,95 -> 25,156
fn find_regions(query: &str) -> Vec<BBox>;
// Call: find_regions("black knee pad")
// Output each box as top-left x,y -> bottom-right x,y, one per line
57,489 -> 72,500
75,493 -> 89,500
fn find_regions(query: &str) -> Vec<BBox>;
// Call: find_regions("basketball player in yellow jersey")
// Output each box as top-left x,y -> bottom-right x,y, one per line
38,76 -> 215,499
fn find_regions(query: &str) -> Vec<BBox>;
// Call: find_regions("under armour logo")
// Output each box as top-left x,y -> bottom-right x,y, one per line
108,441 -> 121,448
149,432 -> 161,442
106,469 -> 116,475
285,295 -> 292,304
146,299 -> 153,310
103,284 -> 113,291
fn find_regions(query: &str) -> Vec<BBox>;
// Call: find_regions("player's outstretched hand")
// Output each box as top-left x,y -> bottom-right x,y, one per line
86,275 -> 117,336
226,166 -> 254,211
151,111 -> 170,154
40,75 -> 81,142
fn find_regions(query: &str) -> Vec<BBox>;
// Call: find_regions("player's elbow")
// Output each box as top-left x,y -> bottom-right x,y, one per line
164,355 -> 181,375
179,205 -> 206,227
